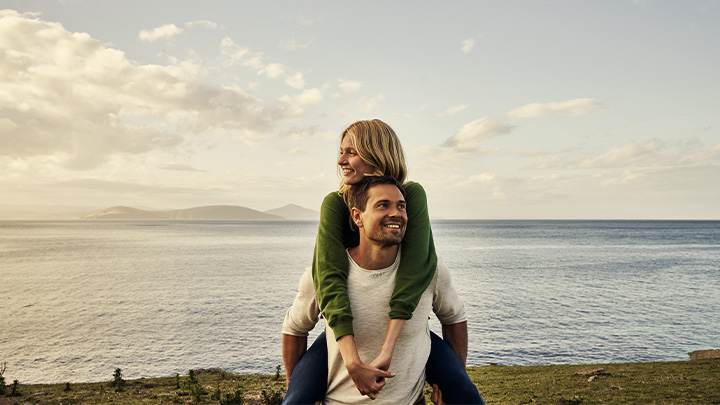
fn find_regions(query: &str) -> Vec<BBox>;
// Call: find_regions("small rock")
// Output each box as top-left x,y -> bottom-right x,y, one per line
576,368 -> 606,376
588,375 -> 600,382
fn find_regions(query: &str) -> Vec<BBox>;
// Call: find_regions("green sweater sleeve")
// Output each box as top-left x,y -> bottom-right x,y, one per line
312,191 -> 359,340
390,181 -> 438,320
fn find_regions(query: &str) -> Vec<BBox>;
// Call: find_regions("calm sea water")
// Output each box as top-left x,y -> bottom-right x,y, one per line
1,220 -> 718,384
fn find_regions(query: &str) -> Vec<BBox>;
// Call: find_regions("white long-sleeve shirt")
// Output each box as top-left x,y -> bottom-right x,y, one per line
283,249 -> 466,404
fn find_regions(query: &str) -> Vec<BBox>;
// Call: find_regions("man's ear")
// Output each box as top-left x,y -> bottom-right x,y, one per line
350,207 -> 363,228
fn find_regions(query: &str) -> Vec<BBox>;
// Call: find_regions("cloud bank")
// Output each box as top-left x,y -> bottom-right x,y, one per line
0,10 -> 285,170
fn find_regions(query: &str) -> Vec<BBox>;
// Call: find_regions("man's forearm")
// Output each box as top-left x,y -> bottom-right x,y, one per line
441,321 -> 468,366
282,334 -> 307,385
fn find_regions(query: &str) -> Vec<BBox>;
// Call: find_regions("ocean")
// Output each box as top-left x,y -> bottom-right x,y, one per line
1,220 -> 718,384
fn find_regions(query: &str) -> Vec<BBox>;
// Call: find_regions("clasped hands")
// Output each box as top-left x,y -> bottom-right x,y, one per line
345,350 -> 394,400
346,350 -> 444,403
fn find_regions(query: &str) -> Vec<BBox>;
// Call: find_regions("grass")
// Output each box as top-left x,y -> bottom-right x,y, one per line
1,360 -> 718,404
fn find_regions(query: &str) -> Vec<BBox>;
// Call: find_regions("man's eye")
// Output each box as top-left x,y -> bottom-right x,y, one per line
398,204 -> 406,210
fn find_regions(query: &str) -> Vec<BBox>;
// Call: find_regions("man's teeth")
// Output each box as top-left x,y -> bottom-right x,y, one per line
386,224 -> 400,228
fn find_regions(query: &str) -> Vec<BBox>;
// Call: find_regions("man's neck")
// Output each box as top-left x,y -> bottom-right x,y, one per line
348,243 -> 399,270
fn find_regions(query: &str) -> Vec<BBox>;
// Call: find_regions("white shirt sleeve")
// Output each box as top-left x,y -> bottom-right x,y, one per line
432,258 -> 467,325
282,267 -> 321,337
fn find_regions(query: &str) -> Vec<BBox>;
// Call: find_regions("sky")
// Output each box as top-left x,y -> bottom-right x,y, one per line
1,1 -> 719,219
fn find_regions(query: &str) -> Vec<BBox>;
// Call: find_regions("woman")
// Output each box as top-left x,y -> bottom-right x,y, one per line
284,119 -> 482,404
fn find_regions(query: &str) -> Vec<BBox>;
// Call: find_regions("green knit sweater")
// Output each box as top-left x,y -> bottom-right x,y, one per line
311,181 -> 438,340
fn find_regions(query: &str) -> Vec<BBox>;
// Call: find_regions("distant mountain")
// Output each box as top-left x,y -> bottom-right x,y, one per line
264,204 -> 319,220
81,205 -> 283,220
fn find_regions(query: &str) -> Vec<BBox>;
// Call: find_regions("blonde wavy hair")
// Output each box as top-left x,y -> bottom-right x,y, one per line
338,119 -> 408,204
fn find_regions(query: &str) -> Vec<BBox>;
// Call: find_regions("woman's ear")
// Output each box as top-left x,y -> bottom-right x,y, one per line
350,207 -> 363,228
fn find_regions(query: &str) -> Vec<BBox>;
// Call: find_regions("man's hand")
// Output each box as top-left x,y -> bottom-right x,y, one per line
345,360 -> 395,399
431,383 -> 445,405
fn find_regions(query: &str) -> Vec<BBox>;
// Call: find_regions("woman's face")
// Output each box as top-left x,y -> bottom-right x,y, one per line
338,134 -> 374,185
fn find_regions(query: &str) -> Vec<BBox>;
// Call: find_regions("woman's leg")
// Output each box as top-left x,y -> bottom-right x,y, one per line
425,331 -> 485,404
283,332 -> 328,405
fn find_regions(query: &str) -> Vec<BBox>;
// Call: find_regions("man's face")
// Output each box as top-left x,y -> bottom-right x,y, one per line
355,184 -> 407,246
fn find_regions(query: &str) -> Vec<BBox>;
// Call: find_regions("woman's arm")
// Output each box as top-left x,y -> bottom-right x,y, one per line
391,182 -> 438,319
370,183 -> 437,368
311,191 -> 359,340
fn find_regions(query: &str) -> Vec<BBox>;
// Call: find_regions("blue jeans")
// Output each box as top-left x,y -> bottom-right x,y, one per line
283,331 -> 484,404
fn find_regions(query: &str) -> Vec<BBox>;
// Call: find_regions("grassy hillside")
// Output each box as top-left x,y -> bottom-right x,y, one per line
1,360 -> 717,404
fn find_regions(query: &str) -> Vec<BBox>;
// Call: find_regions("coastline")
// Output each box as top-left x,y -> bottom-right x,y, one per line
2,360 -> 718,404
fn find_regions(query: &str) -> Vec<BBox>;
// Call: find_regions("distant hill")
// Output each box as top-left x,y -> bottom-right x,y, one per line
81,205 -> 283,220
264,204 -> 319,220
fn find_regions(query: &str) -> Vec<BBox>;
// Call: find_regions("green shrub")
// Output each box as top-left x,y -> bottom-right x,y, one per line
63,382 -> 72,392
260,387 -> 284,405
11,380 -> 19,397
220,385 -> 244,405
0,361 -> 6,395
275,364 -> 281,380
113,368 -> 125,392
186,369 -> 207,402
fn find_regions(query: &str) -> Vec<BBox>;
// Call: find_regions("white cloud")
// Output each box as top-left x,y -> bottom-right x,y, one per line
262,63 -> 285,79
273,88 -> 324,117
185,20 -> 218,30
461,37 -> 475,54
437,104 -> 468,117
139,23 -> 183,42
455,173 -> 496,187
577,140 -> 665,169
281,125 -> 336,141
0,11 -> 279,170
280,38 -> 312,51
161,162 -> 203,172
508,98 -> 605,118
357,94 -> 385,113
443,118 -> 515,151
285,72 -> 306,89
220,37 -> 304,89
338,79 -> 362,93
220,37 -> 250,63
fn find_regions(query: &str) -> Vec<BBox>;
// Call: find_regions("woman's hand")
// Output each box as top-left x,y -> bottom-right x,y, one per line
370,350 -> 392,372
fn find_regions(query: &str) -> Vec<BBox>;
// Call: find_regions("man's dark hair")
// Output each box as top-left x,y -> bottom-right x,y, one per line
346,175 -> 406,212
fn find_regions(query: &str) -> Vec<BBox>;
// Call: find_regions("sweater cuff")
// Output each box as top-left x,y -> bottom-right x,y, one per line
388,301 -> 414,320
328,316 -> 354,341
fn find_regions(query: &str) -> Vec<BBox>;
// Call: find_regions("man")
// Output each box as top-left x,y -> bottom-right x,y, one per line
282,176 -> 482,404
